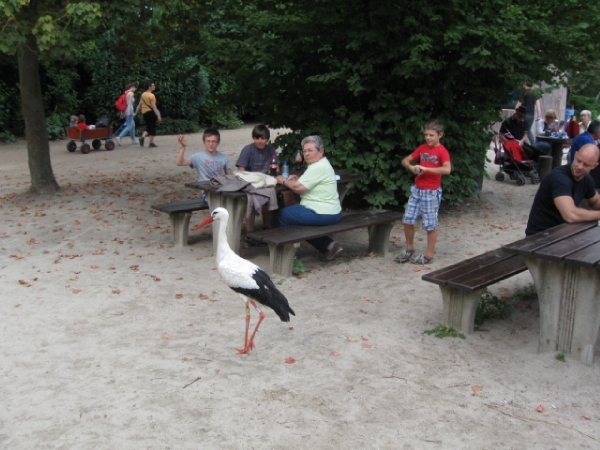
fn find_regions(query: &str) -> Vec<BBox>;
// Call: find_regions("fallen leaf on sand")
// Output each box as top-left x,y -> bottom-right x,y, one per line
162,334 -> 171,340
285,357 -> 296,364
582,415 -> 590,420
14,303 -> 21,308
361,334 -> 369,341
90,264 -> 99,269
175,294 -> 183,299
346,336 -> 358,342
330,351 -> 340,357
536,405 -> 544,413
72,288 -> 81,294
471,385 -> 483,392
361,343 -> 372,349
111,289 -> 121,294
199,294 -> 209,300
18,279 -> 30,285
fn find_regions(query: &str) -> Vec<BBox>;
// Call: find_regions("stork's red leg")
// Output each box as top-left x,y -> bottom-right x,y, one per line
246,300 -> 266,351
236,301 -> 252,354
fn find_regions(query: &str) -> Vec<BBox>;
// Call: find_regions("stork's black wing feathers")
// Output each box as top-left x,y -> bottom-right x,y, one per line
230,268 -> 295,322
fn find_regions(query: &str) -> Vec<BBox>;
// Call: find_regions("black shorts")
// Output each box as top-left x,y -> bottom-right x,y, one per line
143,111 -> 158,136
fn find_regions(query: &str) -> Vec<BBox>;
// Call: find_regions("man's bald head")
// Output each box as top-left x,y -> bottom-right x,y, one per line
572,144 -> 600,181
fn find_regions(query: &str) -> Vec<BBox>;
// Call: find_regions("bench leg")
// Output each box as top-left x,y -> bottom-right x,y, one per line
440,286 -> 482,334
268,243 -> 296,278
169,212 -> 192,247
367,222 -> 395,256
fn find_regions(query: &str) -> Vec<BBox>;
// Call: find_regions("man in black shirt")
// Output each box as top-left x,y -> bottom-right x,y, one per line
499,106 -> 551,161
526,144 -> 600,235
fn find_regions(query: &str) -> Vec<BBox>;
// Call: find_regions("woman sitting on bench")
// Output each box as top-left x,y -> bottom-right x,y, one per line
274,135 -> 344,261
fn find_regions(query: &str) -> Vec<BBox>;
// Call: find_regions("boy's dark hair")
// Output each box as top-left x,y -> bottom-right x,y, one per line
252,124 -> 270,140
203,128 -> 221,142
587,120 -> 600,135
146,81 -> 155,90
424,119 -> 444,134
78,114 -> 86,123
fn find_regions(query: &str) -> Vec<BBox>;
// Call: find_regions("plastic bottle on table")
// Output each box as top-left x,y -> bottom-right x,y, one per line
282,161 -> 289,178
269,154 -> 278,176
295,150 -> 303,171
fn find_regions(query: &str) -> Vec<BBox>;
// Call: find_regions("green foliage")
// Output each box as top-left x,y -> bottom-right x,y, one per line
555,352 -> 566,362
156,118 -> 201,135
512,284 -> 538,304
0,131 -> 16,143
292,258 -> 306,276
45,113 -> 66,140
424,325 -> 466,339
202,0 -> 600,206
475,291 -> 512,326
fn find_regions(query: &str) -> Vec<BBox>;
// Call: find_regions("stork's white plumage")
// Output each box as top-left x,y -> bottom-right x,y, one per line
193,207 -> 295,354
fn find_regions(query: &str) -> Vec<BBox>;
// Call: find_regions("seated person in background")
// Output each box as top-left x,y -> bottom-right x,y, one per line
526,144 -> 600,235
274,135 -> 344,261
567,120 -> 600,164
564,113 -> 580,139
69,115 -> 78,127
579,110 -> 592,134
536,109 -> 563,136
175,129 -> 233,182
236,124 -> 278,246
499,106 -> 550,162
76,114 -> 89,130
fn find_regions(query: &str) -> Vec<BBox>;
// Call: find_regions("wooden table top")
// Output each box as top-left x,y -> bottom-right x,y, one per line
503,222 -> 600,268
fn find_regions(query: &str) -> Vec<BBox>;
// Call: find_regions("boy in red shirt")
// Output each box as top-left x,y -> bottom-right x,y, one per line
396,119 -> 452,264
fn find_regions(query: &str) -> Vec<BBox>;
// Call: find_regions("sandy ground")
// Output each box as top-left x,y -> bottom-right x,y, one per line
1,126 -> 599,449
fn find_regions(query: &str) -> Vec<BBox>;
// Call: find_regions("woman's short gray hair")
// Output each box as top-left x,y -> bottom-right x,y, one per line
301,135 -> 324,151
581,110 -> 591,117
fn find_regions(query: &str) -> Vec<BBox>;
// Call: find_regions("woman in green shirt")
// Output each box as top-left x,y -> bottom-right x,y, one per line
275,135 -> 343,261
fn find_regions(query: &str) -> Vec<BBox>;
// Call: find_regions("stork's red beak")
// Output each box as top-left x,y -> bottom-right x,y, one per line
192,215 -> 214,231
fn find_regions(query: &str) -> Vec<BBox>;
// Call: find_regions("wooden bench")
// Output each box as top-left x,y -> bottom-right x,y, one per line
151,198 -> 209,247
421,248 -> 527,334
246,209 -> 403,277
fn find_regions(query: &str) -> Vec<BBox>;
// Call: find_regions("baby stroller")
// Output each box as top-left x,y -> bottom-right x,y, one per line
492,135 -> 540,186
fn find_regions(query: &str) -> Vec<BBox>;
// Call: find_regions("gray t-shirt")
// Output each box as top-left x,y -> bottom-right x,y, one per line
189,151 -> 232,181
235,143 -> 276,174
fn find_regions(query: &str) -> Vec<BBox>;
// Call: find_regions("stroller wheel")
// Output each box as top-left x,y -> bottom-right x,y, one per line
516,176 -> 526,186
495,172 -> 505,181
531,175 -> 540,185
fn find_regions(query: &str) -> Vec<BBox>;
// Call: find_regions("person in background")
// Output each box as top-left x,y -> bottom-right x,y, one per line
579,110 -> 592,134
536,109 -> 563,136
236,124 -> 278,247
115,82 -> 139,146
396,119 -> 452,265
499,106 -> 551,162
69,115 -> 78,127
175,129 -> 233,182
567,120 -> 600,164
564,113 -> 580,139
515,83 -> 542,144
274,135 -> 344,261
76,114 -> 89,130
526,144 -> 600,235
136,81 -> 162,148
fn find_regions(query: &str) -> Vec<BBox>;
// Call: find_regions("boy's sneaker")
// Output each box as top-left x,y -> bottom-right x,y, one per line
133,139 -> 140,145
149,143 -> 158,148
243,236 -> 267,248
410,254 -> 433,265
394,249 -> 414,263
139,137 -> 145,147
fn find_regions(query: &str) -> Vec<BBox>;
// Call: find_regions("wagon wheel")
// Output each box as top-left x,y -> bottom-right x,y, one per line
105,140 -> 115,151
81,143 -> 91,154
92,139 -> 102,150
495,172 -> 505,181
67,141 -> 77,152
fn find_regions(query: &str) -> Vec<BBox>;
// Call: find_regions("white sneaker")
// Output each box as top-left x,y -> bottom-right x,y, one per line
115,136 -> 121,146
133,139 -> 140,145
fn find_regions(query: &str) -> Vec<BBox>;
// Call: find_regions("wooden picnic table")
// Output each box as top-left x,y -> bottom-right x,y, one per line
535,135 -> 571,169
185,172 -> 364,254
502,221 -> 600,365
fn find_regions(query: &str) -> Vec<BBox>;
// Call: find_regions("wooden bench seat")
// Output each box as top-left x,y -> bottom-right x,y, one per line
422,248 -> 527,333
247,209 -> 403,277
151,198 -> 209,247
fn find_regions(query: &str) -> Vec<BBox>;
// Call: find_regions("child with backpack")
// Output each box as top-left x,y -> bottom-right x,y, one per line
115,83 -> 139,145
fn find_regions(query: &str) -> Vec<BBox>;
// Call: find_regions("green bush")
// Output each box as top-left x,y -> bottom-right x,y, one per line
569,94 -> 600,120
155,118 -> 201,135
46,113 -> 66,141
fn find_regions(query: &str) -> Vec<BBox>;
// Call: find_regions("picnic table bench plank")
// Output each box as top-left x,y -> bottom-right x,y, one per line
151,198 -> 209,247
533,227 -> 600,262
422,248 -> 528,334
563,241 -> 600,268
247,209 -> 403,277
502,222 -> 596,255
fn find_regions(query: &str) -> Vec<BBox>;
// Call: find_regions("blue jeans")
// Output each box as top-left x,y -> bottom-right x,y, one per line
278,205 -> 342,253
118,114 -> 136,141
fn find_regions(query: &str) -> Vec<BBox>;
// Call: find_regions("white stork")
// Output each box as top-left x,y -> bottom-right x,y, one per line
193,207 -> 295,354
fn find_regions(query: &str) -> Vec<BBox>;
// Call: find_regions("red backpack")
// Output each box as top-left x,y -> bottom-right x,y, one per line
115,92 -> 127,111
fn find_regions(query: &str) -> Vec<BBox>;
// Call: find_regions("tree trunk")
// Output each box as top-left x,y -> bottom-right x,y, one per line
17,33 -> 60,195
